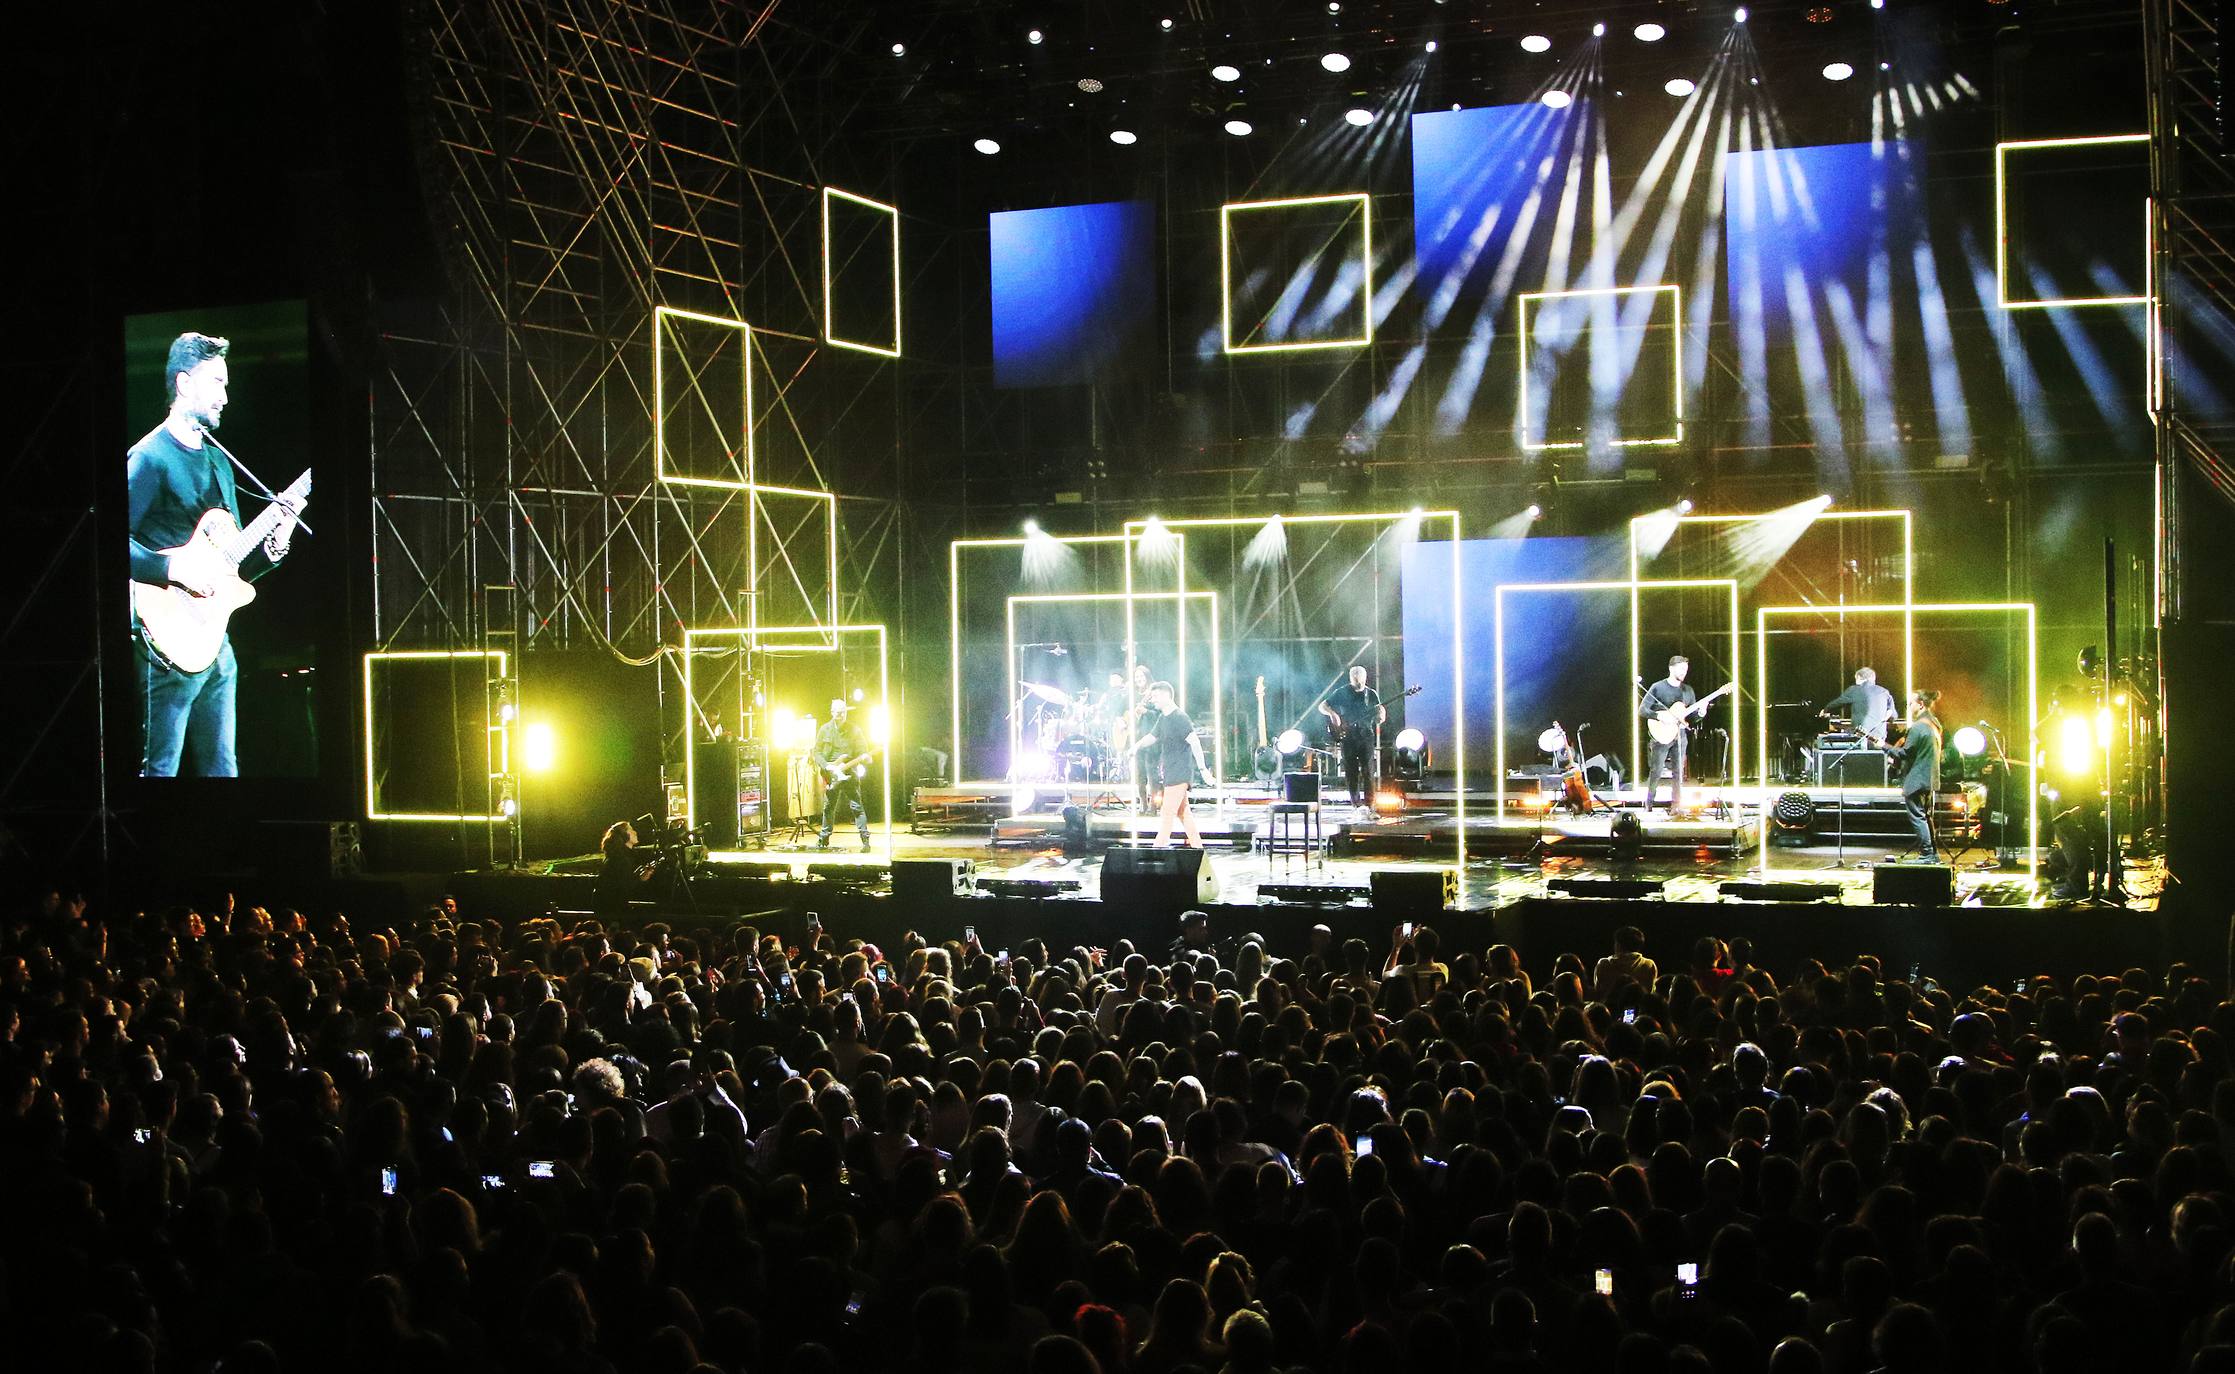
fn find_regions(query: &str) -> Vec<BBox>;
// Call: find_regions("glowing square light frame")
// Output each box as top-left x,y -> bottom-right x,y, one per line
949,532 -> 1178,779
1753,602 -> 2038,881
1007,592 -> 1224,788
1993,134 -> 2152,310
1628,507 -> 1915,771
682,623 -> 893,866
821,186 -> 903,357
1121,511 -> 1464,875
1492,580 -> 1741,820
1517,283 -> 1684,450
364,649 -> 512,822
1219,192 -> 1375,354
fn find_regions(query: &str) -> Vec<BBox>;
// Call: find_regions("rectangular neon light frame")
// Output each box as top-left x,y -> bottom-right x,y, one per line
1627,507 -> 1915,772
1994,135 -> 2152,309
1120,511 -> 1465,878
1517,284 -> 1684,450
822,186 -> 903,357
364,649 -> 511,822
1007,592 -> 1224,788
1220,193 -> 1375,354
682,623 -> 894,866
653,304 -> 756,490
1491,580 -> 1741,821
1753,602 -> 2038,881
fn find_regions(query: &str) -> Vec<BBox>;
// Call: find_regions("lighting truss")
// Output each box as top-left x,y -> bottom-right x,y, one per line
1994,134 -> 2152,309
1122,511 -> 1465,874
1517,283 -> 1684,450
1007,592 -> 1224,787
1753,603 -> 2038,880
1628,507 -> 1914,770
1491,580 -> 1740,818
364,650 -> 512,822
682,623 -> 893,865
1219,193 -> 1376,353
821,186 -> 903,357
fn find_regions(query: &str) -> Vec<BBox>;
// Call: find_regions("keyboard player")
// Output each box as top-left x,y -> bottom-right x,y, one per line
1819,666 -> 1897,746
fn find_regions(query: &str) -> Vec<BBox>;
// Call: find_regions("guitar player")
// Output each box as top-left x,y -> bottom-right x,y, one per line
126,332 -> 297,777
811,698 -> 875,852
1316,664 -> 1385,812
1639,654 -> 1698,814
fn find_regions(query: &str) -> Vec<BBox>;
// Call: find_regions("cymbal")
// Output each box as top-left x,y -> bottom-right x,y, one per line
1021,681 -> 1075,707
1537,726 -> 1569,753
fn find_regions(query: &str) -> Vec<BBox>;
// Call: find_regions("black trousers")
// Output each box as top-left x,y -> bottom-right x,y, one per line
139,635 -> 237,777
1645,733 -> 1686,809
1340,736 -> 1374,804
819,776 -> 869,846
1904,786 -> 1937,857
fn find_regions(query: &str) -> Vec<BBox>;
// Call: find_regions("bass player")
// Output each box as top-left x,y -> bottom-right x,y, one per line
812,698 -> 877,852
127,332 -> 303,777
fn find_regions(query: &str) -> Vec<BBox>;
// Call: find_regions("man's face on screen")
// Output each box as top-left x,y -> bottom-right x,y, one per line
175,357 -> 229,432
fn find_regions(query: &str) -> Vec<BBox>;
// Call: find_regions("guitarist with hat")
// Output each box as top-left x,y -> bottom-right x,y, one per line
812,698 -> 876,852
127,332 -> 305,777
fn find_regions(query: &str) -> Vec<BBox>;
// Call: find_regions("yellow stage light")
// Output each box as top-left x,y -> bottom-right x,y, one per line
770,708 -> 798,750
870,704 -> 892,746
2058,712 -> 2096,776
1517,283 -> 1684,450
1220,192 -> 1375,354
1993,135 -> 2150,310
522,721 -> 557,774
821,186 -> 903,357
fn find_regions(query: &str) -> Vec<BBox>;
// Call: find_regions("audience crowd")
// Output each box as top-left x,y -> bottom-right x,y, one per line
7,886 -> 2235,1374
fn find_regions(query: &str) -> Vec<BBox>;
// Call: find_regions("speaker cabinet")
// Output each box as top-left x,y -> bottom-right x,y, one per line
1102,846 -> 1220,908
691,740 -> 771,847
893,857 -> 974,903
1281,771 -> 1321,804
1873,863 -> 1954,906
1370,868 -> 1457,919
1815,748 -> 1889,788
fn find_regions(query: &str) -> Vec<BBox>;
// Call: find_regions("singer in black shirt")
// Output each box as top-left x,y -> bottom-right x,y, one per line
1132,681 -> 1204,847
1639,655 -> 1697,812
1316,664 -> 1386,809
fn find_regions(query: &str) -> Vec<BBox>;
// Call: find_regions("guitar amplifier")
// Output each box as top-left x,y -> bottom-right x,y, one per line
1813,747 -> 1888,788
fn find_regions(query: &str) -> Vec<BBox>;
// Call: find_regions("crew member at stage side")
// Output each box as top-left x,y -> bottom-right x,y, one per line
1639,654 -> 1698,813
812,698 -> 875,853
1124,661 -> 1161,810
1821,666 -> 1897,745
1890,689 -> 1943,862
1317,664 -> 1386,811
1133,680 -> 1204,847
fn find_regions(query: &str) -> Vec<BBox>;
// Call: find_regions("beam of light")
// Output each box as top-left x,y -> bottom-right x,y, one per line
1632,505 -> 1684,558
1220,193 -> 1375,353
1725,496 -> 1836,585
1958,221 -> 2060,458
1877,72 -> 1975,463
1020,525 -> 1079,584
2024,260 -> 2152,442
1518,285 -> 1683,450
1134,516 -> 1181,566
1242,514 -> 1289,569
1487,506 -> 1540,540
1993,135 -> 2151,309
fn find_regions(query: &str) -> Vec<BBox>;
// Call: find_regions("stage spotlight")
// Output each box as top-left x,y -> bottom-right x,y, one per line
1675,498 -> 1694,514
1592,22 -> 1607,37
1823,61 -> 1855,81
2077,644 -> 2102,678
1161,17 -> 1174,30
1393,728 -> 1428,784
1541,89 -> 1572,109
1394,727 -> 1426,753
1635,22 -> 1666,41
1135,516 -> 1179,562
1243,514 -> 1288,569
1211,63 -> 1241,81
890,42 -> 905,56
1665,77 -> 1697,96
869,705 -> 891,746
1953,725 -> 1987,758
1027,28 -> 1044,44
1224,119 -> 1254,136
973,138 -> 1001,155
523,720 -> 557,773
1327,1 -> 1339,11
2054,713 -> 2095,779
1321,52 -> 1351,72
852,687 -> 867,703
1344,108 -> 1373,126
1111,129 -> 1137,145
1276,728 -> 1307,756
1609,811 -> 1645,862
1011,786 -> 1037,816
1424,40 -> 1437,52
1735,7 -> 1748,22
498,784 -> 518,820
1526,504 -> 1544,520
1871,0 -> 1884,7
1021,518 -> 1040,535
1521,34 -> 1552,52
770,708 -> 797,750
1772,790 -> 1816,846
1017,750 -> 1050,781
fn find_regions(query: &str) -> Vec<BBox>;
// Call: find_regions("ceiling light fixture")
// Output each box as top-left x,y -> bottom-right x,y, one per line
1077,77 -> 1104,92
1344,107 -> 1373,126
1211,63 -> 1241,81
1224,118 -> 1253,136
1665,76 -> 1697,96
1735,6 -> 1749,21
1807,6 -> 1834,21
1822,61 -> 1854,80
1110,129 -> 1137,145
1027,28 -> 1043,44
1635,22 -> 1666,41
890,42 -> 905,56
1521,34 -> 1552,53
1424,40 -> 1438,52
1593,22 -> 1607,37
1541,89 -> 1573,109
1321,52 -> 1351,72
1160,17 -> 1174,30
973,138 -> 1001,155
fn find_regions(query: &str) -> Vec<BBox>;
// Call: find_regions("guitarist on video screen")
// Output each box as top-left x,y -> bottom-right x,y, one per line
127,332 -> 306,777
812,698 -> 876,852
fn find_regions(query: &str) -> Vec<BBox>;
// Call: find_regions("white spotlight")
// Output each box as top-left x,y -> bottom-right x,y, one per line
1394,728 -> 1426,753
1592,22 -> 1607,37
1110,129 -> 1138,145
1276,729 -> 1307,757
1321,52 -> 1351,73
1161,17 -> 1175,29
973,138 -> 1001,155
1526,504 -> 1544,520
1664,76 -> 1697,96
1822,61 -> 1854,81
890,42 -> 905,56
1344,107 -> 1373,126
1327,1 -> 1340,11
1425,40 -> 1438,53
1520,34 -> 1552,53
1211,63 -> 1241,81
1735,6 -> 1748,21
1022,518 -> 1040,535
1540,89 -> 1572,109
1871,0 -> 1884,8
1027,28 -> 1043,44
1634,22 -> 1666,41
1224,119 -> 1253,136
1676,498 -> 1695,514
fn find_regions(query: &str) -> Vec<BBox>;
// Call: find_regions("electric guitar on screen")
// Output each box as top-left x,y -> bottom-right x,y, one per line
822,750 -> 876,784
1646,680 -> 1737,746
131,469 -> 312,674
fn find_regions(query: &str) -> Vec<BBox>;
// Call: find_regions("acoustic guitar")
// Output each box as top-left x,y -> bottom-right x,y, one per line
1646,680 -> 1736,746
130,469 -> 312,673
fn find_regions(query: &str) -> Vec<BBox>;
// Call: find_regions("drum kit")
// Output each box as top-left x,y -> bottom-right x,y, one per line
1015,680 -> 1116,782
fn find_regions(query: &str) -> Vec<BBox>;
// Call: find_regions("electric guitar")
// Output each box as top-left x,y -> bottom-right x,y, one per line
1250,677 -> 1280,781
1646,680 -> 1736,746
130,469 -> 312,673
821,750 -> 875,784
1322,683 -> 1422,743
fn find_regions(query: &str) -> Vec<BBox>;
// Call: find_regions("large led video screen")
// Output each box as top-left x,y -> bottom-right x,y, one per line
990,199 -> 1156,388
123,301 -> 321,778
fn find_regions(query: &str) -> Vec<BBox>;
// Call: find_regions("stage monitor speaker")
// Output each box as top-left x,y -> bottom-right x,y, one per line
1815,749 -> 1888,788
1281,772 -> 1321,804
893,857 -> 974,903
1370,868 -> 1457,919
1873,863 -> 1953,906
1102,846 -> 1219,908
